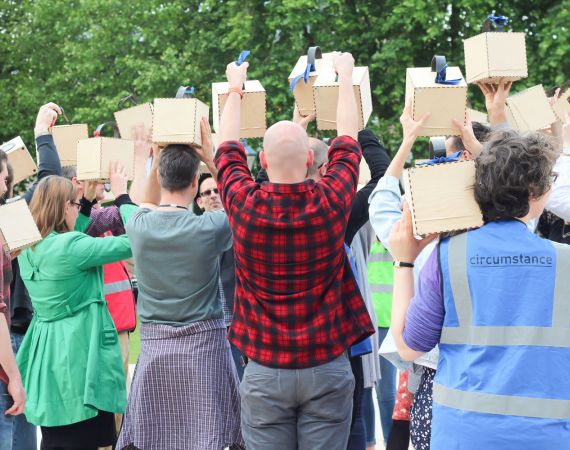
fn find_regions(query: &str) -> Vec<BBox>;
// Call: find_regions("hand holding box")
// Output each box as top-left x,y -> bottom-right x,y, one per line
405,55 -> 467,137
464,15 -> 527,84
153,86 -> 210,147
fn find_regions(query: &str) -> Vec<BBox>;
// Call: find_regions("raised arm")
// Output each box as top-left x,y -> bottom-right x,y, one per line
345,129 -> 391,245
477,79 -> 512,128
335,52 -> 358,140
219,60 -> 248,143
129,123 -> 152,205
194,117 -> 218,179
66,232 -> 132,270
139,144 -> 162,209
23,103 -> 63,203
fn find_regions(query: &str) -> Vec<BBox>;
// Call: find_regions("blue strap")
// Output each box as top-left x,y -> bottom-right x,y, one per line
483,15 -> 508,32
175,86 -> 195,99
488,15 -> 508,26
435,64 -> 462,85
290,64 -> 313,93
236,50 -> 250,66
418,150 -> 463,166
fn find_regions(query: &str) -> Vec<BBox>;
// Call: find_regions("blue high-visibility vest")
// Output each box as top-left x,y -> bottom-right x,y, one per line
433,219 -> 570,449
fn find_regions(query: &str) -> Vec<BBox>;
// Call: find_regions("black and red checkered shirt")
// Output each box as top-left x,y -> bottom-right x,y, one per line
215,136 -> 375,369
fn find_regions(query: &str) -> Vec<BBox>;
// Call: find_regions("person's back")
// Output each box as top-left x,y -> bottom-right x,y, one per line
389,130 -> 569,450
435,220 -> 570,448
127,209 -> 230,324
214,53 -> 374,450
117,129 -> 244,450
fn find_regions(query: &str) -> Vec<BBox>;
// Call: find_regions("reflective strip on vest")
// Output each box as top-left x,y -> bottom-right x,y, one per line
104,280 -> 132,296
370,284 -> 392,294
433,383 -> 570,420
440,235 -> 570,347
552,241 -> 570,328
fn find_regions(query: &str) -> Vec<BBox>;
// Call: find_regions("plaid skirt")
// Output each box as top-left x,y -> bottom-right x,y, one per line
117,319 -> 245,450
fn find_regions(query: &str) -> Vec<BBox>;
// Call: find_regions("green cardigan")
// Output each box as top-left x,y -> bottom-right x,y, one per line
16,205 -> 136,426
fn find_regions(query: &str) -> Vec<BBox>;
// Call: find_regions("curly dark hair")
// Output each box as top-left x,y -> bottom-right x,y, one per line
474,131 -> 559,221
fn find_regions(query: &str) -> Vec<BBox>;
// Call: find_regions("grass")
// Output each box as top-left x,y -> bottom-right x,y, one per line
129,318 -> 141,364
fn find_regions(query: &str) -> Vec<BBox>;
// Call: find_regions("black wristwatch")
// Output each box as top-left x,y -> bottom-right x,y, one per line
393,261 -> 414,268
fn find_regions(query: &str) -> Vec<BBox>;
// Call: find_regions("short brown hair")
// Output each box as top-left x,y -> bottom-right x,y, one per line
474,131 -> 559,221
29,176 -> 77,238
158,144 -> 200,192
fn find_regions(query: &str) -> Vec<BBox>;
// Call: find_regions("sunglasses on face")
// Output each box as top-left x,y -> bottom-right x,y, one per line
200,188 -> 219,197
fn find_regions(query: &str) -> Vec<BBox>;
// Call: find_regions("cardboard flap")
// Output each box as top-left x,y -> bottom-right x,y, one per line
1,136 -> 37,184
0,200 -> 42,253
114,103 -> 154,140
552,90 -> 570,122
50,124 -> 89,166
506,85 -> 557,132
77,137 -> 135,181
152,98 -> 209,146
403,160 -> 483,236
288,51 -> 335,80
407,66 -> 467,88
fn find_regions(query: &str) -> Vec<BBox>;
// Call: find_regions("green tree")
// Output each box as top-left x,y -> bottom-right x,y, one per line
1,0 -> 568,188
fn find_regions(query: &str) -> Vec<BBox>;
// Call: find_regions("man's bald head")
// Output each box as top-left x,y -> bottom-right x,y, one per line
260,121 -> 314,183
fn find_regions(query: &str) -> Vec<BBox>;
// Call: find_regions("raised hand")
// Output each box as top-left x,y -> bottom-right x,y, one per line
293,105 -> 316,130
400,99 -> 430,143
452,111 -> 484,159
477,78 -> 513,126
226,61 -> 249,89
35,102 -> 62,135
389,202 -> 437,263
333,52 -> 355,81
109,160 -> 129,197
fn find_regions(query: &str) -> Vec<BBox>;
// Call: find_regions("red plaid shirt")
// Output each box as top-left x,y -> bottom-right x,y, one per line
215,136 -> 375,369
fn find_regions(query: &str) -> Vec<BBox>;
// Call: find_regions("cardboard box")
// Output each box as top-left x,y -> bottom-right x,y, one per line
288,48 -> 335,117
505,85 -> 557,132
403,160 -> 483,236
552,89 -> 570,122
0,200 -> 42,253
114,103 -> 154,140
152,98 -> 209,147
0,136 -> 37,184
313,66 -> 372,131
464,32 -> 527,84
76,137 -> 135,181
467,108 -> 489,125
212,80 -> 266,138
50,124 -> 89,166
405,57 -> 467,137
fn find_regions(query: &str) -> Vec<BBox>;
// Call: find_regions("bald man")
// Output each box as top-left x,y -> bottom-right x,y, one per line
214,54 -> 375,450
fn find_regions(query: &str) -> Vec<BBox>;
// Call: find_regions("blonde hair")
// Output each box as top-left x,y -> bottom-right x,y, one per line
29,176 -> 77,238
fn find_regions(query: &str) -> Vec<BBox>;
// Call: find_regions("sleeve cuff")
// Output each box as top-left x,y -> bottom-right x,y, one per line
114,193 -> 135,207
35,134 -> 54,146
79,197 -> 97,217
493,122 -> 511,131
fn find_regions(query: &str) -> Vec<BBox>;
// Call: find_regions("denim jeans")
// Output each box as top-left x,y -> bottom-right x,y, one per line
230,342 -> 245,381
375,327 -> 397,444
0,332 -> 37,450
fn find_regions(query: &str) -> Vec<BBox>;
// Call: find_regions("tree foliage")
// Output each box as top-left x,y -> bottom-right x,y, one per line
1,0 -> 568,170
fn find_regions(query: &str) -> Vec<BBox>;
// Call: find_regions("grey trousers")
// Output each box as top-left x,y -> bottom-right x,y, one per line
240,353 -> 355,450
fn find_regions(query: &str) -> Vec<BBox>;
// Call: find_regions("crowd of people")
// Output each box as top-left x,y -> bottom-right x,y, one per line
0,52 -> 569,450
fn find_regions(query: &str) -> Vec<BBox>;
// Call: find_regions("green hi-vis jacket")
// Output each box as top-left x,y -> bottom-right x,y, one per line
16,205 -> 136,426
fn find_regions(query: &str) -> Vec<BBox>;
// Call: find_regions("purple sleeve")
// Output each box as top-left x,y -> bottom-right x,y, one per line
85,206 -> 125,237
402,246 -> 444,352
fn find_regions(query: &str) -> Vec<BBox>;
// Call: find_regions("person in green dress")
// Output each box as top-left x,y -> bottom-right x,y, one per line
16,166 -> 137,450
